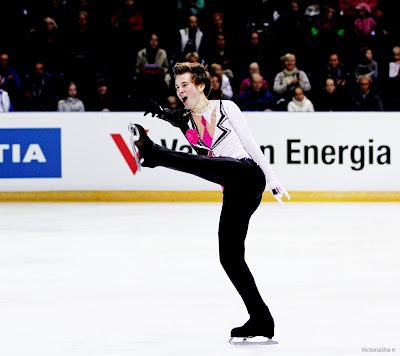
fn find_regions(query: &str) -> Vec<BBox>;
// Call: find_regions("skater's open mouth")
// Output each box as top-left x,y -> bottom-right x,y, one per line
182,96 -> 188,103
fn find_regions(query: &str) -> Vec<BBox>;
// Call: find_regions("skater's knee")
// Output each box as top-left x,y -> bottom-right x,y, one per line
219,253 -> 240,272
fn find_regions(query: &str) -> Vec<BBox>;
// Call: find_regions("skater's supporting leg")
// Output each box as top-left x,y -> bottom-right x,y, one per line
218,192 -> 273,319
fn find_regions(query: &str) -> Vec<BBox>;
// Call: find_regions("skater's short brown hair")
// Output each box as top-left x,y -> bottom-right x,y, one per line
173,62 -> 212,97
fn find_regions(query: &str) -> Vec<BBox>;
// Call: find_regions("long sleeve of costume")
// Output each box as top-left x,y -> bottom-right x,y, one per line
222,101 -> 277,186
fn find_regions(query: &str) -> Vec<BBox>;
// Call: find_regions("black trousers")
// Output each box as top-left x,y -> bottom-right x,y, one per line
153,145 -> 272,319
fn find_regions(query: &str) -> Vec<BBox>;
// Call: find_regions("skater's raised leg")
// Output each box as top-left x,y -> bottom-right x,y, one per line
132,124 -> 262,189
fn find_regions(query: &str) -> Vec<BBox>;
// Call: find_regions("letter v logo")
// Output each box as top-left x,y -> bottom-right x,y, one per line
111,129 -> 149,175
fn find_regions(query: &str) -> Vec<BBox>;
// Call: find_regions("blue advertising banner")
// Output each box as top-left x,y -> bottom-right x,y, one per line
0,128 -> 61,178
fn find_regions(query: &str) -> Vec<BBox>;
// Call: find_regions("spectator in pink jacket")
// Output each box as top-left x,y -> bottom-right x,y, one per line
239,62 -> 268,95
354,3 -> 376,36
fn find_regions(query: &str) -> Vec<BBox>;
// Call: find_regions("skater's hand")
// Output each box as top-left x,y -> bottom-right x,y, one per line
144,100 -> 164,118
268,179 -> 290,206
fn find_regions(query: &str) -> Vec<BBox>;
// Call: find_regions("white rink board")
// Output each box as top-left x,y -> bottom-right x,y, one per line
0,111 -> 399,191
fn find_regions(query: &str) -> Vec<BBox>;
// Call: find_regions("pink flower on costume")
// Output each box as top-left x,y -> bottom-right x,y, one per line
185,129 -> 200,145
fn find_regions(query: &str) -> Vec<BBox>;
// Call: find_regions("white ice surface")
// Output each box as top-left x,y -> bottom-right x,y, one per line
0,202 -> 399,356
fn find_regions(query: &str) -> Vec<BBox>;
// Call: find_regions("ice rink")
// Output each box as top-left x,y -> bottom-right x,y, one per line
0,202 -> 399,356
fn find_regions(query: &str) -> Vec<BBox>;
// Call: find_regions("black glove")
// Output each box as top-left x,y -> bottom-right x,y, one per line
144,100 -> 190,129
144,100 -> 164,118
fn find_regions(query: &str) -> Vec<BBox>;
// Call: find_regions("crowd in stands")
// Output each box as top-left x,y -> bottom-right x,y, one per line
0,0 -> 400,112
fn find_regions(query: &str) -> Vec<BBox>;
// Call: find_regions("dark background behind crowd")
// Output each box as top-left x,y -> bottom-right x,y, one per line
0,0 -> 399,112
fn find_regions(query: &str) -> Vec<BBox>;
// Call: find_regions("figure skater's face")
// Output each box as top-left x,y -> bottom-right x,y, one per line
175,72 -> 204,110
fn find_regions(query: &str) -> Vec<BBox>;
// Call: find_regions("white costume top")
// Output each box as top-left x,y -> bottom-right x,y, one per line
188,100 -> 275,183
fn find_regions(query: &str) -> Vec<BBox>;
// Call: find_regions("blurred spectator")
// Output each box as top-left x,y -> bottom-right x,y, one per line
87,77 -> 113,111
202,11 -> 226,51
113,0 -> 145,54
206,33 -> 235,76
354,3 -> 376,36
37,17 -> 65,76
274,0 -> 310,59
339,0 -> 382,19
287,87 -> 315,111
22,61 -> 57,111
210,63 -> 233,99
350,74 -> 383,111
44,0 -> 67,30
177,0 -> 205,18
135,32 -> 170,86
208,73 -> 231,100
166,95 -> 178,110
178,15 -> 204,61
238,31 -> 267,75
239,62 -> 269,96
237,73 -> 275,111
184,51 -> 201,63
57,82 -> 85,111
385,46 -> 400,110
273,53 -> 311,107
0,75 -> 13,112
0,52 -> 22,110
315,78 -> 347,111
388,46 -> 400,78
354,47 -> 378,81
310,6 -> 345,55
319,52 -> 349,89
67,11 -> 97,80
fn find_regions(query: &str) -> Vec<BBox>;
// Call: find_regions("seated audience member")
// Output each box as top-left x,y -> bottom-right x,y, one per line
315,78 -> 347,111
319,52 -> 349,89
210,63 -> 233,99
237,73 -> 275,111
287,87 -> 315,112
57,82 -> 85,111
354,3 -> 376,36
208,73 -> 231,100
354,47 -> 378,81
386,46 -> 400,110
389,46 -> 400,78
239,62 -> 268,95
166,95 -> 178,110
184,51 -> 202,63
339,0 -> 382,18
0,75 -> 13,112
350,75 -> 383,111
22,61 -> 57,111
0,52 -> 22,110
88,77 -> 113,111
206,33 -> 234,78
136,32 -> 170,85
273,53 -> 311,108
178,15 -> 204,61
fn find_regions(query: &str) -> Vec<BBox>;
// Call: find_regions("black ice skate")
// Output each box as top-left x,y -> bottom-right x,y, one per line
229,317 -> 278,346
127,123 -> 158,168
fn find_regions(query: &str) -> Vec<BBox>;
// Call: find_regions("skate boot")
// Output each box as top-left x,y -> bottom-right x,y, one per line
128,123 -> 158,168
229,316 -> 277,346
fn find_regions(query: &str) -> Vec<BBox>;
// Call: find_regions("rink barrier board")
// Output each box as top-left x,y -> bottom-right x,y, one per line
1,191 -> 399,202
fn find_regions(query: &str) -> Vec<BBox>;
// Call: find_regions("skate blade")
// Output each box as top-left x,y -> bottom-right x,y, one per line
128,123 -> 142,171
229,337 -> 278,346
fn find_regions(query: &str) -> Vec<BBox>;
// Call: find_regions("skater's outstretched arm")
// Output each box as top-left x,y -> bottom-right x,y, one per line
222,101 -> 291,205
144,100 -> 189,130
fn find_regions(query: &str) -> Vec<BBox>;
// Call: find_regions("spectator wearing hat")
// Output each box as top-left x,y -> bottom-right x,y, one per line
339,0 -> 382,19
354,3 -> 376,36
